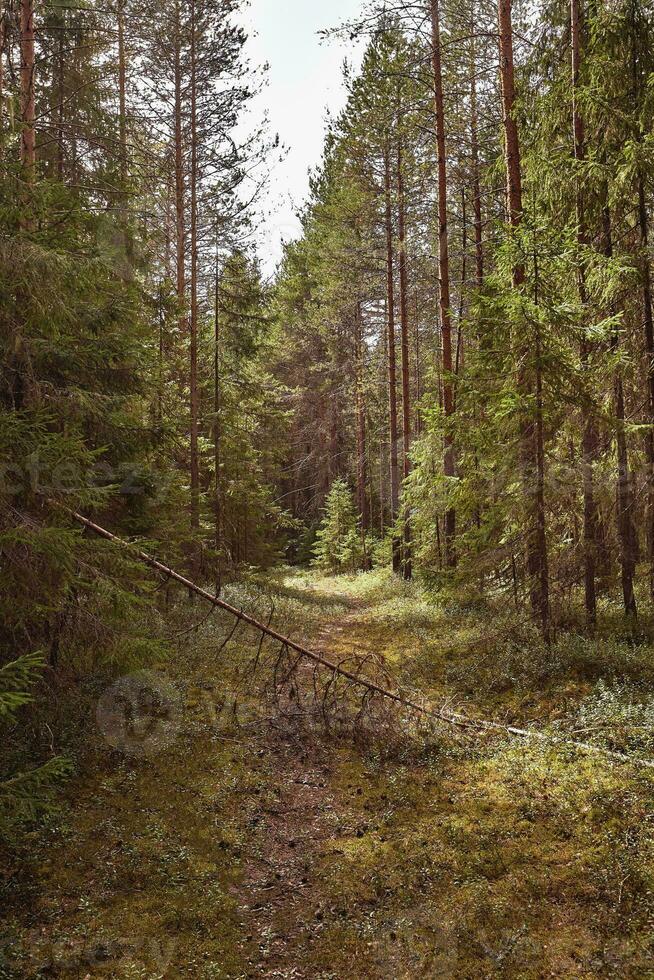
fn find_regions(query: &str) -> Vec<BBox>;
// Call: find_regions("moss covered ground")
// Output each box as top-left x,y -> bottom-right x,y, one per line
3,569 -> 654,977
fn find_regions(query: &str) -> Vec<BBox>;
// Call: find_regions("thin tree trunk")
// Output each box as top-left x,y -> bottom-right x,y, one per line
380,309 -> 389,533
70,33 -> 79,192
20,0 -> 35,175
414,290 -> 421,435
638,176 -> 654,601
189,0 -> 200,547
355,302 -> 371,569
117,0 -> 127,186
379,428 -> 386,536
603,203 -> 638,616
243,504 -> 248,565
116,0 -> 133,261
470,28 -> 484,288
397,139 -> 412,582
384,144 -> 401,574
0,7 -> 5,139
456,187 -> 467,383
631,0 -> 654,601
498,0 -> 551,641
214,253 -> 222,572
571,0 -> 598,627
354,302 -> 369,530
629,0 -> 654,601
174,4 -> 185,331
13,0 -> 35,409
56,17 -> 65,179
615,367 -> 638,616
157,280 -> 164,431
430,0 -> 456,567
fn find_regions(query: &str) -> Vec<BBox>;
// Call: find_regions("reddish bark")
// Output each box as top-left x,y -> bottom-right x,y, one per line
174,3 -> 185,313
638,176 -> 654,601
20,0 -> 36,174
355,303 -> 371,570
118,0 -> 128,186
189,0 -> 200,540
354,302 -> 370,532
384,144 -> 402,574
0,10 -> 5,137
397,139 -> 412,581
631,7 -> 654,601
430,0 -> 456,567
214,254 -> 223,566
498,0 -> 551,640
571,0 -> 599,626
470,37 -> 484,287
56,15 -> 65,179
602,203 -> 637,617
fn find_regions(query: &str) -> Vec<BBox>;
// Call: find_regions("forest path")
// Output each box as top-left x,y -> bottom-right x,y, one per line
232,577 -> 404,978
6,569 -> 654,977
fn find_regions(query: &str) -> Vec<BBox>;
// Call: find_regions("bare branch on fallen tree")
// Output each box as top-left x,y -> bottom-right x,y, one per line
68,510 -> 654,772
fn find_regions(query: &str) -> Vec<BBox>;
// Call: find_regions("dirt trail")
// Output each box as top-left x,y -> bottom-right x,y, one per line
7,571 -> 652,978
235,593 -> 375,978
236,743 -> 341,978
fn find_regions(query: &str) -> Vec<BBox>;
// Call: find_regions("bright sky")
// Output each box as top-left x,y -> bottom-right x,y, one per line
242,0 -> 365,275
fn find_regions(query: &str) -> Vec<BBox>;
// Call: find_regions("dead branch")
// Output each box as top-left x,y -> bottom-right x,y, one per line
68,510 -> 654,772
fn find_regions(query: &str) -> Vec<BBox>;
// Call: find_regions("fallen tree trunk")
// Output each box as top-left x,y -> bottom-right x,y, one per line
70,510 -> 654,771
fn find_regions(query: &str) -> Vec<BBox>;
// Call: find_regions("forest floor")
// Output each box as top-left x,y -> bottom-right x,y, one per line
4,569 -> 654,978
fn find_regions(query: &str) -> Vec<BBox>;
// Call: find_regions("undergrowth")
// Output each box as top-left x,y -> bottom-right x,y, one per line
3,568 -> 654,977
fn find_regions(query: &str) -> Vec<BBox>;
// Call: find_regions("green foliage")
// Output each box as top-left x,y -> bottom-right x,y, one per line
313,478 -> 365,573
0,653 -> 70,838
206,251 -> 294,568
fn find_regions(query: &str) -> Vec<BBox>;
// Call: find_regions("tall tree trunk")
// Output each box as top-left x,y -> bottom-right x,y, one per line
157,280 -> 164,432
13,0 -> 36,409
189,0 -> 200,548
414,289 -> 421,435
20,0 -> 35,175
397,139 -> 412,581
430,0 -> 456,567
117,0 -> 127,186
470,28 -> 484,288
498,0 -> 551,641
0,7 -> 5,139
214,252 -> 223,584
116,0 -> 133,262
638,176 -> 654,601
354,301 -> 369,531
380,309 -> 389,533
379,428 -> 387,536
630,4 -> 654,602
456,187 -> 467,382
354,301 -> 371,569
384,144 -> 401,574
56,16 -> 65,180
174,4 -> 185,333
70,29 -> 79,192
602,203 -> 638,617
571,0 -> 599,627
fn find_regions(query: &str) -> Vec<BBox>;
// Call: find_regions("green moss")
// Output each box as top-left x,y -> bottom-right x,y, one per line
5,569 -> 654,977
